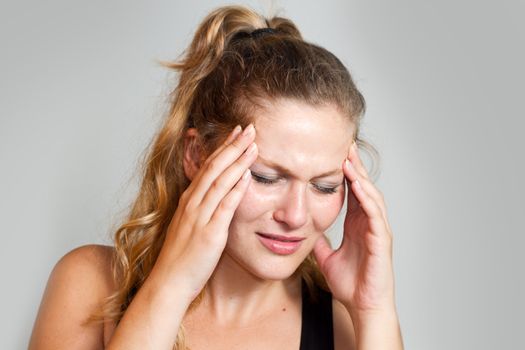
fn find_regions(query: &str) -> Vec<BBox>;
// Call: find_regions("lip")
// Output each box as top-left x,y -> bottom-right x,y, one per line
256,232 -> 305,255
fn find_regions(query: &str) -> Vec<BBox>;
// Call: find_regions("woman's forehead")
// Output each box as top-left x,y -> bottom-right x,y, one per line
252,99 -> 353,145
250,100 -> 353,176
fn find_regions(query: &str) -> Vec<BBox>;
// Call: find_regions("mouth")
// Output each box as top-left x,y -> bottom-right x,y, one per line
256,232 -> 305,242
256,232 -> 305,255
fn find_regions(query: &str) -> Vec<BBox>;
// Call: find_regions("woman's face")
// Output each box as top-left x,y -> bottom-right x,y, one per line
224,98 -> 354,280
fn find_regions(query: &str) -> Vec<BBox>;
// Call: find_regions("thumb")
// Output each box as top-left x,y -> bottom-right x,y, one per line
312,234 -> 334,271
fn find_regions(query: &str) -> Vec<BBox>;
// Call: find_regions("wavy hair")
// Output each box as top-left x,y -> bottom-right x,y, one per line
90,5 -> 377,349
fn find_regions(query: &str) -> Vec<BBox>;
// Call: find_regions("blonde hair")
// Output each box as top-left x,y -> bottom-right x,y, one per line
92,5 -> 377,349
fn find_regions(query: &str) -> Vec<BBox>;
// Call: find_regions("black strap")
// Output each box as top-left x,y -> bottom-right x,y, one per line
231,27 -> 279,42
251,27 -> 277,38
299,279 -> 335,350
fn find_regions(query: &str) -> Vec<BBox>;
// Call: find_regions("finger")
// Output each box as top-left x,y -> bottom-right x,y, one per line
205,124 -> 242,161
312,235 -> 334,271
223,125 -> 242,145
344,160 -> 385,225
350,179 -> 389,238
344,159 -> 387,220
187,124 -> 256,207
183,125 -> 242,199
343,157 -> 362,213
348,141 -> 369,180
345,179 -> 361,213
197,142 -> 258,225
206,169 -> 252,240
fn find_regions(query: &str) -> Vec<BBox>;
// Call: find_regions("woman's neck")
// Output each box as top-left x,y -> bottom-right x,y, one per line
196,251 -> 302,327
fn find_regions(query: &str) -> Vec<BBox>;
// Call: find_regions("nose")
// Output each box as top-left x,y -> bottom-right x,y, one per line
272,182 -> 308,229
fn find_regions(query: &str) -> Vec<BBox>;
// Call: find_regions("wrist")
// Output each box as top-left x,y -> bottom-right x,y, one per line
351,307 -> 399,328
146,262 -> 201,305
346,305 -> 403,350
342,294 -> 397,319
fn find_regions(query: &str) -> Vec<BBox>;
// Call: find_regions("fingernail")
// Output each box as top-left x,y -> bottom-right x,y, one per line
232,125 -> 241,137
242,124 -> 255,136
345,159 -> 353,169
244,143 -> 257,157
242,169 -> 251,180
225,125 -> 242,144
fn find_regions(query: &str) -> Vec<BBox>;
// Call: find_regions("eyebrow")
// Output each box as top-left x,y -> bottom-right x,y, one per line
256,155 -> 343,179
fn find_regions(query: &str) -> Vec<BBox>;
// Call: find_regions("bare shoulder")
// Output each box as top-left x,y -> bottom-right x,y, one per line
29,244 -> 117,350
63,244 -> 114,275
51,244 -> 116,294
332,298 -> 356,350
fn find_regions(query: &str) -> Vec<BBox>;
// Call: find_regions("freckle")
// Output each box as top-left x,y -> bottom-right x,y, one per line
282,307 -> 286,312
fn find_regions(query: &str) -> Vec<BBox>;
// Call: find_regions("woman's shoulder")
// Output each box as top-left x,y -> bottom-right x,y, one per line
29,244 -> 117,349
55,244 -> 116,291
59,243 -> 115,269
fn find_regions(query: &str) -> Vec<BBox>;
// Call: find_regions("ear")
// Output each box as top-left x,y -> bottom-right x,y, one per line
183,128 -> 204,180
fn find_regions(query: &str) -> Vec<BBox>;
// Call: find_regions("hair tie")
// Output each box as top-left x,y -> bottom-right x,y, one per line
251,27 -> 277,39
231,27 -> 277,43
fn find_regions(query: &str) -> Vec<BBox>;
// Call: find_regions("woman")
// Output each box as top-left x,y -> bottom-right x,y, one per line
29,5 -> 403,350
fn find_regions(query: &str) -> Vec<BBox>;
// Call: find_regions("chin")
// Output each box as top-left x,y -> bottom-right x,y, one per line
225,246 -> 311,282
251,262 -> 300,281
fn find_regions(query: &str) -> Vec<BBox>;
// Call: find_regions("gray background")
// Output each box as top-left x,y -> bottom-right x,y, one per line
1,0 -> 523,349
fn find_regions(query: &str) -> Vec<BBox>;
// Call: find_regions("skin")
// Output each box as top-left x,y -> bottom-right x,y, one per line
182,99 -> 354,349
221,99 -> 350,283
28,98 -> 402,349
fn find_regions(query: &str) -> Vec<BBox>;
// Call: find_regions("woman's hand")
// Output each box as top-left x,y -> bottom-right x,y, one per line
152,124 -> 258,300
313,141 -> 396,315
107,127 -> 258,349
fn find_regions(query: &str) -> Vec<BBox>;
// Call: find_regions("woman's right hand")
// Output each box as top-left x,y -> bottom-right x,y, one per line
152,124 -> 258,300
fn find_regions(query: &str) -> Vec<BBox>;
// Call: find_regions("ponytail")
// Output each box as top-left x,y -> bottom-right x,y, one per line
160,6 -> 303,127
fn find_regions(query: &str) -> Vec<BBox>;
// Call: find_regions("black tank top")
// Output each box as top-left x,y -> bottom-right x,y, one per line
299,279 -> 334,350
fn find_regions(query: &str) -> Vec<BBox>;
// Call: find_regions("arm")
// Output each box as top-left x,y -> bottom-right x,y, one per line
333,299 -> 403,350
104,266 -> 195,350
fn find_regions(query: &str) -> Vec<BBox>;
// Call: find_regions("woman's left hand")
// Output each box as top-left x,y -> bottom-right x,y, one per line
313,141 -> 396,315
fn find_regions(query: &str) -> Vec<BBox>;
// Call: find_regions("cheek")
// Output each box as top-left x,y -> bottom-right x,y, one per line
231,182 -> 272,224
311,190 -> 346,231
231,182 -> 346,231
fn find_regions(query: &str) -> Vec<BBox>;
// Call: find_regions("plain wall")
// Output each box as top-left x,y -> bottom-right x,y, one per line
1,0 -> 523,348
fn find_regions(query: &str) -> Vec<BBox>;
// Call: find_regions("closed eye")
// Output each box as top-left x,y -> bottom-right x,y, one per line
313,184 -> 339,194
251,172 -> 279,184
252,172 -> 339,195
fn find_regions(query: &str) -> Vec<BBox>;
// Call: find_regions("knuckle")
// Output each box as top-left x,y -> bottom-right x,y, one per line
203,153 -> 216,166
226,189 -> 243,207
178,190 -> 188,205
218,196 -> 236,212
180,188 -> 191,203
185,196 -> 200,211
206,159 -> 219,173
210,178 -> 226,192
